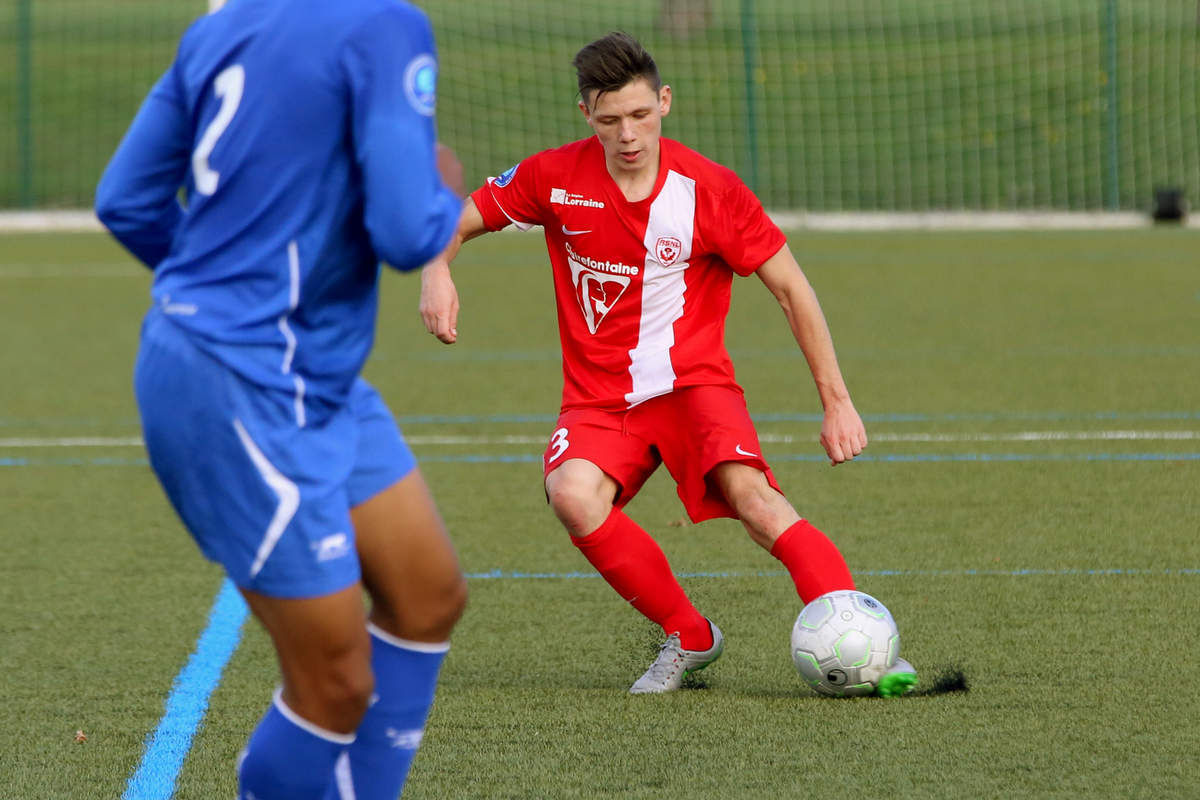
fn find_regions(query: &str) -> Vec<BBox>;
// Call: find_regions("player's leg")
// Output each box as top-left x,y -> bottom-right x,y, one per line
544,409 -> 721,692
652,386 -> 855,605
661,387 -> 915,695
134,314 -> 373,799
325,470 -> 466,800
352,469 -> 465,642
715,465 -> 917,695
237,585 -> 373,798
548,458 -> 721,692
547,456 -> 711,647
319,380 -> 466,800
710,461 -> 855,603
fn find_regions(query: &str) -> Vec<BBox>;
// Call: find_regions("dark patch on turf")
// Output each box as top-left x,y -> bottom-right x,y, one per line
910,664 -> 969,696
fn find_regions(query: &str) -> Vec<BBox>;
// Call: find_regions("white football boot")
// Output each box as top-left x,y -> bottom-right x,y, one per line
629,620 -> 724,694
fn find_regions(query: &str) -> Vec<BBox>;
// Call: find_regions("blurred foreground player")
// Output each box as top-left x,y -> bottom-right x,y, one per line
96,1 -> 466,797
420,32 -> 915,695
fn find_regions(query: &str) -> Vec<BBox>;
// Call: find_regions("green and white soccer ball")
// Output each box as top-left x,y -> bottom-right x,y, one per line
791,590 -> 900,696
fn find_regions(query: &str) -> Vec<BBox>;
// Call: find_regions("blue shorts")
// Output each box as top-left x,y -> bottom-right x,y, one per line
134,311 -> 416,598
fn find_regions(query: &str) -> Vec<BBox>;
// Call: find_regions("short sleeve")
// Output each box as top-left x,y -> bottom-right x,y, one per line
708,178 -> 787,276
470,155 -> 545,232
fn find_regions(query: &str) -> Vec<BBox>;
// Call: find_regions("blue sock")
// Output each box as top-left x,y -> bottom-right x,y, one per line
239,689 -> 354,800
325,625 -> 449,800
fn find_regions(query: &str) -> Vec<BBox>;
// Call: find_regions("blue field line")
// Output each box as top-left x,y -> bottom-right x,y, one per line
392,410 -> 1200,425
6,452 -> 1200,469
773,452 -> 1200,463
122,579 -> 249,800
466,567 -> 1200,580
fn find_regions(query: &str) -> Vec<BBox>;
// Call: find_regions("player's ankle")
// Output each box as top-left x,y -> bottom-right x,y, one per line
668,616 -> 714,651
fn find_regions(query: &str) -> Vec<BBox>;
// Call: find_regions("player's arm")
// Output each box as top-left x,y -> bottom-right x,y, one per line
421,155 -> 543,343
95,68 -> 190,269
343,5 -> 460,272
420,197 -> 491,344
755,243 -> 867,465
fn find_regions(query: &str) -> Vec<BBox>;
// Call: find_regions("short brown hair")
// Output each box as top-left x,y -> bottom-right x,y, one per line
573,32 -> 661,107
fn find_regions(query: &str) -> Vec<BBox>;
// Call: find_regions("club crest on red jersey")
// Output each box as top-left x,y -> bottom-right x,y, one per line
655,236 -> 682,266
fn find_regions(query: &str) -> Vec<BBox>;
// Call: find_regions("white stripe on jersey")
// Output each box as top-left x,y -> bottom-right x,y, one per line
334,751 -> 357,800
487,186 -> 536,231
278,240 -> 306,427
625,170 -> 696,407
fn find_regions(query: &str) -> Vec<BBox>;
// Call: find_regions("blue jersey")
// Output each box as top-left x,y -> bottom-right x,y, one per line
96,0 -> 460,405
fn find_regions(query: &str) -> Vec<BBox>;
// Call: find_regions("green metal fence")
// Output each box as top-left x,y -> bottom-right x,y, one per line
3,1 -> 1198,211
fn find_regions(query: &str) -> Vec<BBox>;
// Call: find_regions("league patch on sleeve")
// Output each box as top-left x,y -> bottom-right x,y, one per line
492,163 -> 520,187
404,54 -> 437,116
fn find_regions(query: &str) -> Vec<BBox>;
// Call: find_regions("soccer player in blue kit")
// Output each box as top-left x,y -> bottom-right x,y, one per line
95,2 -> 464,798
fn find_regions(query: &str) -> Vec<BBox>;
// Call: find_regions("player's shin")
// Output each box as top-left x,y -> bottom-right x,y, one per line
322,625 -> 449,800
572,508 -> 712,650
770,519 -> 856,604
238,690 -> 354,800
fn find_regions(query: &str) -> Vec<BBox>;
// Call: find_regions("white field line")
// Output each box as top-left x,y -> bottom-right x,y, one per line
0,264 -> 143,278
1,431 -> 1197,449
0,436 -> 146,447
866,430 -> 1200,442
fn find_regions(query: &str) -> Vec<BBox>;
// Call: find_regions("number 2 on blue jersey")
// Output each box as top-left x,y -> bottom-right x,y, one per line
192,64 -> 245,196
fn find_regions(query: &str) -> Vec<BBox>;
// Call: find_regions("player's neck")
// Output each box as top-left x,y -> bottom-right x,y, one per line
605,148 -> 660,203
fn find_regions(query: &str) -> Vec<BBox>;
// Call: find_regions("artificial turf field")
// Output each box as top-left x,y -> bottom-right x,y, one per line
1,228 -> 1198,798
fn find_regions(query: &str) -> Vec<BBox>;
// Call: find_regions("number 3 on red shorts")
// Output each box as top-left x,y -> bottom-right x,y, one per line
547,427 -> 570,464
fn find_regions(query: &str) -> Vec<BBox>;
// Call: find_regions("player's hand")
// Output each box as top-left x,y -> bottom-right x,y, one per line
420,260 -> 459,344
435,143 -> 465,197
820,398 -> 867,465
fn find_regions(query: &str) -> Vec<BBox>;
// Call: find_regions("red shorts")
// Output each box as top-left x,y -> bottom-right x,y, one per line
542,384 -> 782,523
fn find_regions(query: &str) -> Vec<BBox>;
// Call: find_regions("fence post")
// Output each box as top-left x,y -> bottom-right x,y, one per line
17,0 -> 34,207
739,0 -> 760,193
1103,0 -> 1120,210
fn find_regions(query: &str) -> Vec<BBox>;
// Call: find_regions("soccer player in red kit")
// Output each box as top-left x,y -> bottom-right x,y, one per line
421,32 -> 916,695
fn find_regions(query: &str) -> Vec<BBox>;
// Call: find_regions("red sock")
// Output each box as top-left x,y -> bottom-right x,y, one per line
770,519 -> 855,604
572,509 -> 712,650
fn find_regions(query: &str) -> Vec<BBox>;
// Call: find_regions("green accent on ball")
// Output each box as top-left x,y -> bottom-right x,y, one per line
795,650 -> 821,674
833,631 -> 870,667
798,597 -> 833,629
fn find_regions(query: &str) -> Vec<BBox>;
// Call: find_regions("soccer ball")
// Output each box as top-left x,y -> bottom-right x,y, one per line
790,590 -> 900,696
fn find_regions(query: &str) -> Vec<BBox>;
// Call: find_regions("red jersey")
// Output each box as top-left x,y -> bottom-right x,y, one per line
471,136 -> 786,411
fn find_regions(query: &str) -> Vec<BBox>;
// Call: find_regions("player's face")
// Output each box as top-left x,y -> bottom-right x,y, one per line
580,79 -> 672,177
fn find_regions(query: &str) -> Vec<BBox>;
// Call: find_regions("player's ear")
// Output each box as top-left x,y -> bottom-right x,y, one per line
578,96 -> 594,127
659,85 -> 672,118
579,88 -> 598,116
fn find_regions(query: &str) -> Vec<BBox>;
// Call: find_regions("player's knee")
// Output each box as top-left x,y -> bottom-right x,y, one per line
546,487 -> 579,527
372,570 -> 467,642
728,480 -> 797,543
546,461 -> 618,536
328,661 -> 375,719
547,484 -> 606,536
292,651 -> 374,731
420,571 -> 468,639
